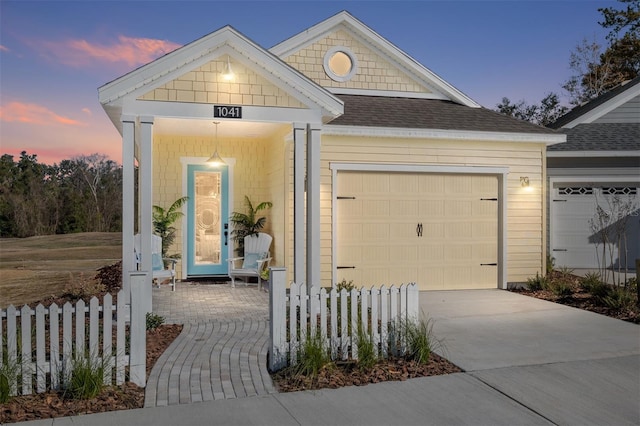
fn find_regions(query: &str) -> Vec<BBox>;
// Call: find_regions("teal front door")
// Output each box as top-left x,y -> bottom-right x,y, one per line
187,164 -> 229,276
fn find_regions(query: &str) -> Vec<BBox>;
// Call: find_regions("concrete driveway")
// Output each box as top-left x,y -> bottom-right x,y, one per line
420,289 -> 640,425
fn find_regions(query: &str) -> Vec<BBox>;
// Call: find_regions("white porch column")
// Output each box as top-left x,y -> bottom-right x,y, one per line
121,116 -> 136,304
306,123 -> 321,292
139,116 -> 154,314
293,123 -> 306,285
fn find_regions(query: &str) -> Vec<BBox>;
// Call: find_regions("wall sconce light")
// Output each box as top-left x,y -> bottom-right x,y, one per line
222,56 -> 234,81
206,121 -> 226,167
520,176 -> 530,187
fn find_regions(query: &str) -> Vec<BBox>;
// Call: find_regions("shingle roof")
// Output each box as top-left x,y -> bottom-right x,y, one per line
548,123 -> 640,151
548,76 -> 640,129
329,95 -> 559,135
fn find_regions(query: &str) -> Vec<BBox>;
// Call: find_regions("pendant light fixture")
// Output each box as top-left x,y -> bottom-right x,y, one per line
222,56 -> 234,81
206,121 -> 225,167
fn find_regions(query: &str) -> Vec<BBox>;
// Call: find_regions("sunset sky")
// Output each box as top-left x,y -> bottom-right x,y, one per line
1,0 -> 614,165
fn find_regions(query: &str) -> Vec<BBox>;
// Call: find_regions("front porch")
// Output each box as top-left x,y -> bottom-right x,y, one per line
152,280 -> 268,324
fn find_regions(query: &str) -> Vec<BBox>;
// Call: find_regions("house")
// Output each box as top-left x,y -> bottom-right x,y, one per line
98,11 -> 565,307
547,77 -> 640,271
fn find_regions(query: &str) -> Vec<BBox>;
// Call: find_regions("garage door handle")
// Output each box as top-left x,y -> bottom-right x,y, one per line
416,223 -> 423,237
337,266 -> 356,269
480,263 -> 497,266
553,249 -> 568,252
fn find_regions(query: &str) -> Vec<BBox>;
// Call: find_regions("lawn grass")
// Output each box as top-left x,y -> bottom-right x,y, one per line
0,232 -> 121,307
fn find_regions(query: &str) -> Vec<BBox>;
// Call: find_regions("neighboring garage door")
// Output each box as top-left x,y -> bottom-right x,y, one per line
551,184 -> 639,269
336,171 -> 499,291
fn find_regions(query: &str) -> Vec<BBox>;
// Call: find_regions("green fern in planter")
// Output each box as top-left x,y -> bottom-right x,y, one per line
229,195 -> 272,256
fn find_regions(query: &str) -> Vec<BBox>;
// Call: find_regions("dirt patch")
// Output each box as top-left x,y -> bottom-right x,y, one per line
0,232 -> 122,307
0,324 -> 182,424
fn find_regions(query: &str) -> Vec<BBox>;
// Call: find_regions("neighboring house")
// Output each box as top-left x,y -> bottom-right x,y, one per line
547,77 -> 640,271
99,11 -> 564,305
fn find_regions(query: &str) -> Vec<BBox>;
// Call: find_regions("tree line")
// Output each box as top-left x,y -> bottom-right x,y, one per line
0,152 -> 125,237
496,0 -> 639,126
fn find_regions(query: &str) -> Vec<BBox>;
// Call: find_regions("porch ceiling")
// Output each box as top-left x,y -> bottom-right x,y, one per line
154,117 -> 285,139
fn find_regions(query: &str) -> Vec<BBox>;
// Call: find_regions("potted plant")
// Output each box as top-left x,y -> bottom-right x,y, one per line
229,195 -> 272,256
152,196 -> 189,259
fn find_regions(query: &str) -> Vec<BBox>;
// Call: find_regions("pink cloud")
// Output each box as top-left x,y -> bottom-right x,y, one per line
0,45 -> 9,53
37,35 -> 181,68
0,101 -> 87,126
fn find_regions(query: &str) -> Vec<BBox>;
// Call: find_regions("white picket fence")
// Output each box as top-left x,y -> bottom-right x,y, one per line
268,267 -> 419,371
1,275 -> 148,397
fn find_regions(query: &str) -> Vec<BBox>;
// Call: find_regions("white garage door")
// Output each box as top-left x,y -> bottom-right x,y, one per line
336,172 -> 499,291
551,184 -> 639,269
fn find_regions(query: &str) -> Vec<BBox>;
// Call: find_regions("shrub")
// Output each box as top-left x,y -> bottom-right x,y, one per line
336,279 -> 356,293
95,261 -> 122,292
549,280 -> 573,298
526,272 -> 550,291
600,286 -> 635,312
146,312 -> 165,331
65,355 -> 106,400
581,273 -> 611,299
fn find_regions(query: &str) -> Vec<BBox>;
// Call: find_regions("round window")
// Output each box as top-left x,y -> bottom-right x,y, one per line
323,47 -> 357,82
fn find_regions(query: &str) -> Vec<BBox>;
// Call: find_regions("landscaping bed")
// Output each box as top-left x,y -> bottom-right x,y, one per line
0,323 -> 182,424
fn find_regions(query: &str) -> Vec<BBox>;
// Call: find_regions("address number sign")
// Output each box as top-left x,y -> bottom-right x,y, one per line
214,105 -> 242,119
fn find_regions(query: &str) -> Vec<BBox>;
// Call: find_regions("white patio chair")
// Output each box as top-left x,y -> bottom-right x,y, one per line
134,234 -> 178,291
227,232 -> 272,290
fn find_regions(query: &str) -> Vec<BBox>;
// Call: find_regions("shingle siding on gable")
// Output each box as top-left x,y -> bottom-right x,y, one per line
139,57 -> 306,108
281,29 -> 429,93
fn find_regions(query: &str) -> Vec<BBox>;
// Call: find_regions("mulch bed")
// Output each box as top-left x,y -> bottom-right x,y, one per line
510,288 -> 639,324
272,353 -> 462,393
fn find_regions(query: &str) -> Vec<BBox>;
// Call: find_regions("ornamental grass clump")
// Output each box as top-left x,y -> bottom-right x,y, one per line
64,355 -> 107,400
355,323 -> 377,371
294,331 -> 332,378
395,316 -> 443,365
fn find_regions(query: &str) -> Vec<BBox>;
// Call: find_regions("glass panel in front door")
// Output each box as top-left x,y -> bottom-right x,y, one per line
187,165 -> 228,276
195,171 -> 221,265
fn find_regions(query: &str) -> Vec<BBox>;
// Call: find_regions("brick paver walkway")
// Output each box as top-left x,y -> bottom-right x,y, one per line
145,282 -> 275,407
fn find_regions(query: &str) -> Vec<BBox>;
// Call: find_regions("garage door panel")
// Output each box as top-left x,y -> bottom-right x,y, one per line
418,174 -> 445,193
362,223 -> 389,240
474,222 -> 498,238
445,222 -> 473,239
445,175 -> 474,193
420,200 -> 445,216
445,200 -> 472,216
337,172 -> 498,290
390,200 -> 420,216
552,185 -> 638,269
419,244 -> 444,261
422,223 -> 444,238
362,200 -> 389,216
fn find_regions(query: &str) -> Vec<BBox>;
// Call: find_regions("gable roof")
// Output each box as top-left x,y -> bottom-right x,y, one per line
99,25 -> 343,132
328,95 -> 564,143
270,11 -> 480,108
549,76 -> 640,129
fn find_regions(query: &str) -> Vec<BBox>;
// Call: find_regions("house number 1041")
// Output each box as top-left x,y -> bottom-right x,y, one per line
214,105 -> 242,119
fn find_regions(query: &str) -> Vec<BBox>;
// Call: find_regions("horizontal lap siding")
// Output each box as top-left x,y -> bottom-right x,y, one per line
320,135 -> 545,286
